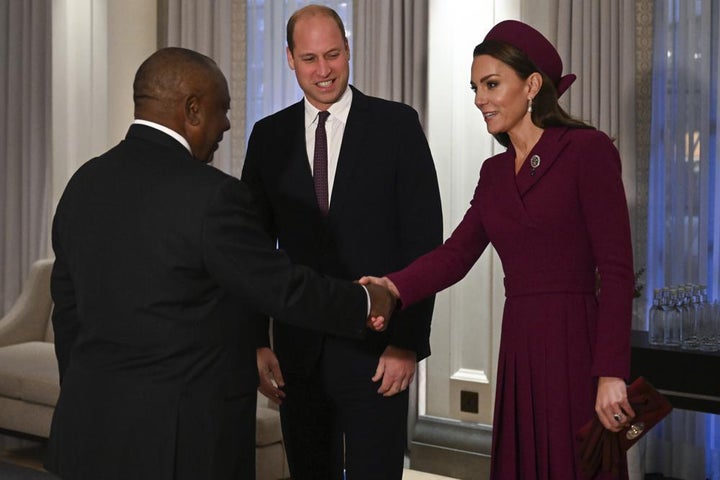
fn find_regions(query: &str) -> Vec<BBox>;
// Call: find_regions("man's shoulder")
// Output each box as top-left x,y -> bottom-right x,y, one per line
254,100 -> 303,130
76,135 -> 232,188
351,86 -> 418,118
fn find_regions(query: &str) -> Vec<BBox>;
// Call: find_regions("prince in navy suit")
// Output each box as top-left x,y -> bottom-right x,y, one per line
242,5 -> 443,479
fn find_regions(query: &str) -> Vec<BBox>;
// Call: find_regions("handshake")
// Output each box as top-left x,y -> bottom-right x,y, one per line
359,276 -> 401,333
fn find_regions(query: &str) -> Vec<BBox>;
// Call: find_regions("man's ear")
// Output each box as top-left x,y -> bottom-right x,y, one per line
185,95 -> 202,126
286,46 -> 296,71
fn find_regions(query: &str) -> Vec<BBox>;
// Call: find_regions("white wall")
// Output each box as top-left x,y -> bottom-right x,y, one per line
424,0 -> 527,424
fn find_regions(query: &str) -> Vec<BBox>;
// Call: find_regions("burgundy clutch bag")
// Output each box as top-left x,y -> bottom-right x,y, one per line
576,377 -> 673,478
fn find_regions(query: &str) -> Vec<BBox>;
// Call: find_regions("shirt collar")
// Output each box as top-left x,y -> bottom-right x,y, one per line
303,86 -> 353,127
132,119 -> 192,155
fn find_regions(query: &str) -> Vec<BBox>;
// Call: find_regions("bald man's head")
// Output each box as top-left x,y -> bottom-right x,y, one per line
134,48 -> 218,118
132,47 -> 230,162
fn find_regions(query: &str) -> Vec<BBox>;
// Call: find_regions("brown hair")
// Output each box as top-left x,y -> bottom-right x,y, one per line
473,40 -> 593,147
286,4 -> 347,53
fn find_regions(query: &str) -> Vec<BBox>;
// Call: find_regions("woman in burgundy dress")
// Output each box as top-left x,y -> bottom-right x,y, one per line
362,20 -> 635,479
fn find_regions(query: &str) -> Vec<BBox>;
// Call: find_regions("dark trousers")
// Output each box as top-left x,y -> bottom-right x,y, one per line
176,390 -> 257,480
279,337 -> 408,480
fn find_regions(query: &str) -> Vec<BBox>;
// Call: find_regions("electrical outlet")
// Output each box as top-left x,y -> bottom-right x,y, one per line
460,390 -> 479,414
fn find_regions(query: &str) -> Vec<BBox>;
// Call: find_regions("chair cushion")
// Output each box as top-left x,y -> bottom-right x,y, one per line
0,341 -> 59,407
255,404 -> 283,446
0,341 -> 284,448
44,305 -> 55,342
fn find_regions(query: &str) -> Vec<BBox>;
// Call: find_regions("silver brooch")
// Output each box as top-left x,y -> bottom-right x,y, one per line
530,154 -> 540,176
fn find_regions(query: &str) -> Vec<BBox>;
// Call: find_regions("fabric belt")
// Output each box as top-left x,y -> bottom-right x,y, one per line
504,270 -> 596,297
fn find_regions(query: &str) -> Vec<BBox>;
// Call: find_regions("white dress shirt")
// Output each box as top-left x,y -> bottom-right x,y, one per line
133,119 -> 192,155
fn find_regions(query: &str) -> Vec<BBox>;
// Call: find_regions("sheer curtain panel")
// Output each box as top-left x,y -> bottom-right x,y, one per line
0,0 -> 51,315
645,1 -> 720,479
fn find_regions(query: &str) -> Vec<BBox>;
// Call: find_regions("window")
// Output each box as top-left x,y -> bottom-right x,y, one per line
648,0 -> 719,299
647,1 -> 719,478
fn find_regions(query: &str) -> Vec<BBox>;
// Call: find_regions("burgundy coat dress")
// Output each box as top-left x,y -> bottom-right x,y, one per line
388,127 -> 634,479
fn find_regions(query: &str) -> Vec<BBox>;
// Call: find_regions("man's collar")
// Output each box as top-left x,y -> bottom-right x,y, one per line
132,119 -> 192,154
303,86 -> 353,126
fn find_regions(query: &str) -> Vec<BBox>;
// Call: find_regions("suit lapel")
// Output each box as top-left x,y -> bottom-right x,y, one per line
282,102 -> 322,215
328,86 -> 368,220
514,127 -> 570,197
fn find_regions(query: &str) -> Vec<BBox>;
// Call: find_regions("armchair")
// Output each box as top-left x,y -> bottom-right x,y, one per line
0,258 -> 56,438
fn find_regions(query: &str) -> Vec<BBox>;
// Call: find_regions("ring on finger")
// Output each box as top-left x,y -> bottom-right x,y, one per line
613,413 -> 623,423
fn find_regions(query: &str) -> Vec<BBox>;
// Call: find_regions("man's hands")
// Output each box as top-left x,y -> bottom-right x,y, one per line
258,278 -> 412,404
256,347 -> 286,405
256,279 -> 400,403
364,282 -> 397,332
372,345 -> 417,397
361,278 -> 415,397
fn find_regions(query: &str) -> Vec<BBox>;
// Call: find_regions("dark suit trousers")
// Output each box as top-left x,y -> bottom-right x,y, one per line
279,337 -> 408,480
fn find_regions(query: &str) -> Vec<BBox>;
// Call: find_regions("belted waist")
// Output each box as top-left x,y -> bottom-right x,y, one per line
504,270 -> 596,297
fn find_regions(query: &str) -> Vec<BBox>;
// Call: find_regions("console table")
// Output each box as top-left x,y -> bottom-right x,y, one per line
631,330 -> 720,414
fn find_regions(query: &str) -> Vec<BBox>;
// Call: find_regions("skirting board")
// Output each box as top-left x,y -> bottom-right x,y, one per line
409,415 -> 492,480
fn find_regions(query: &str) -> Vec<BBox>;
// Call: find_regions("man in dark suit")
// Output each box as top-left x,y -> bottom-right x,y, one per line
46,47 -> 394,480
241,5 -> 443,479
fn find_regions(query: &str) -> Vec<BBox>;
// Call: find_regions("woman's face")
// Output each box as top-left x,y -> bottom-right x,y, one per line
470,54 -> 533,136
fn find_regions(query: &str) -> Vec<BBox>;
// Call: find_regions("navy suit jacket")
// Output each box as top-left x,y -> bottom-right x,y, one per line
47,124 -> 370,480
242,86 -> 443,376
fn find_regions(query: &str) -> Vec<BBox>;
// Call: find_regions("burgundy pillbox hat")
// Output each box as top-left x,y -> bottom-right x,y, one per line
483,19 -> 576,97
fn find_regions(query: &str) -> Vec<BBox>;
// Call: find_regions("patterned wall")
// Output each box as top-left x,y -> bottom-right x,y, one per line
633,0 -> 654,328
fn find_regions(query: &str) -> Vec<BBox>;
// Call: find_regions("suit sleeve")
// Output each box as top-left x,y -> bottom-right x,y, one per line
388,172 -> 489,309
240,123 -> 275,349
50,194 -> 81,384
202,177 -> 369,340
576,133 -> 634,379
385,109 -> 444,360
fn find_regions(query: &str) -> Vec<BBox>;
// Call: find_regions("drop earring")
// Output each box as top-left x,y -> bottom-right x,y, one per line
527,98 -> 533,113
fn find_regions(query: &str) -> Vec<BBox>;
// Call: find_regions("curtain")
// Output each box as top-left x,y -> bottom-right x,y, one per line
352,0 -> 429,123
644,1 -> 720,479
0,0 -> 51,316
648,0 -> 720,301
159,0 -> 246,177
554,1 -> 637,143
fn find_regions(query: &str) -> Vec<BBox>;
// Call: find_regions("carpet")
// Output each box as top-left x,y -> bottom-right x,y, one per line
0,461 -> 58,480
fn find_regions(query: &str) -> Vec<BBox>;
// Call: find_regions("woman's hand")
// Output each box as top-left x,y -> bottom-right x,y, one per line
358,275 -> 400,298
595,376 -> 636,432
